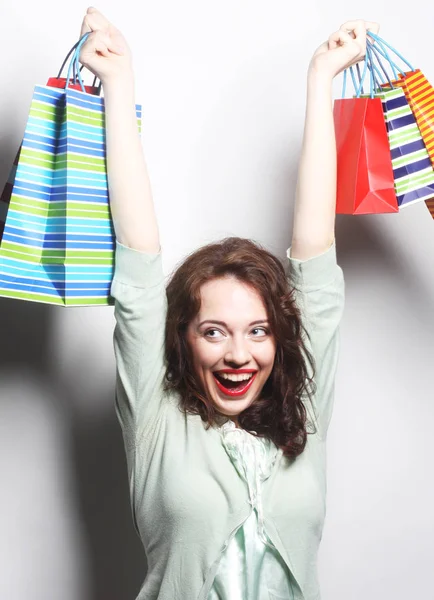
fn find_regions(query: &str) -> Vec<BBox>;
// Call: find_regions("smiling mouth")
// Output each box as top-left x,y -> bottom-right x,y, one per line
212,372 -> 257,398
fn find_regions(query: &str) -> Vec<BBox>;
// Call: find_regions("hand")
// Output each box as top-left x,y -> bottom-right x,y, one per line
78,7 -> 133,84
309,19 -> 380,80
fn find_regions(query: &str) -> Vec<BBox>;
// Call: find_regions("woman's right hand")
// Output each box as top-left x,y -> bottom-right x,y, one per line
78,7 -> 133,84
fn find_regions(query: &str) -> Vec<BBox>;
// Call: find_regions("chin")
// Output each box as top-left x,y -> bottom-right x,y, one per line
212,396 -> 254,417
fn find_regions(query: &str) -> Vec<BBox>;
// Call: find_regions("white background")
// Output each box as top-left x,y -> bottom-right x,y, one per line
0,1 -> 433,599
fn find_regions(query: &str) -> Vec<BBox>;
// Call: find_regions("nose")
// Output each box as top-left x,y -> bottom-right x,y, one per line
224,335 -> 251,367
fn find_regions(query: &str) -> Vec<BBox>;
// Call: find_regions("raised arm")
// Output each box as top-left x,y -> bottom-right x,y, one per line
79,7 -> 160,253
288,20 -> 380,436
291,19 -> 379,261
78,9 -> 167,445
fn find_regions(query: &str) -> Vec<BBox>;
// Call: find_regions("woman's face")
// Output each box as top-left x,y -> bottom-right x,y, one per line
186,276 -> 276,423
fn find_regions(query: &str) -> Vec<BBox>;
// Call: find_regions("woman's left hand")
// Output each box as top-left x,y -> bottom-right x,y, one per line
309,19 -> 380,80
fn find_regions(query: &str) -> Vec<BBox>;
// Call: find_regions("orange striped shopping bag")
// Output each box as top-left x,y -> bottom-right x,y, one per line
395,70 -> 434,164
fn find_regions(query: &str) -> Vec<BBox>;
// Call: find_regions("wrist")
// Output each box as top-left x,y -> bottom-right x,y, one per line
101,68 -> 136,95
307,62 -> 334,88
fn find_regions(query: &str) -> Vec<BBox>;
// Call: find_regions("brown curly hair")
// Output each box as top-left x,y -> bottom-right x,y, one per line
164,237 -> 317,459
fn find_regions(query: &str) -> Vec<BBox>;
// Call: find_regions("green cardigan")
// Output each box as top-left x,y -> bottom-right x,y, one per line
111,240 -> 345,600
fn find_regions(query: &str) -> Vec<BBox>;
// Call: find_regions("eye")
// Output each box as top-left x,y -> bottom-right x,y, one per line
251,327 -> 269,337
204,328 -> 224,339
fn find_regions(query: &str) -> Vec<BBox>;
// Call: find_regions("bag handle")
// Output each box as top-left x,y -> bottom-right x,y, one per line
341,33 -> 409,99
342,60 -> 369,98
342,53 -> 377,99
65,33 -> 90,92
366,44 -> 382,96
367,32 -> 415,73
354,61 -> 370,97
366,39 -> 395,89
357,44 -> 382,98
58,33 -> 102,94
56,40 -> 80,79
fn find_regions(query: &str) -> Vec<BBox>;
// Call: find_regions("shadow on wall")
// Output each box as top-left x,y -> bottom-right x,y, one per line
0,141 -> 145,599
336,213 -> 434,338
68,395 -> 146,600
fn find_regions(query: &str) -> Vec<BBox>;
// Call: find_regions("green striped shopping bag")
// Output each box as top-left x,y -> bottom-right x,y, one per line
377,85 -> 434,207
0,34 -> 142,306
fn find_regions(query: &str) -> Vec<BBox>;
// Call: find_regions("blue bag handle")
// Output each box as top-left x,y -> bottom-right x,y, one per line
341,31 -> 414,100
367,38 -> 403,80
367,52 -> 389,87
369,41 -> 402,79
367,32 -> 415,73
342,66 -> 362,98
57,33 -> 102,94
65,33 -> 91,92
341,40 -> 389,99
342,66 -> 358,97
358,44 -> 381,98
342,59 -> 369,98
355,60 -> 370,97
366,39 -> 395,89
366,44 -> 380,96
57,40 -> 80,79
57,34 -> 101,93
342,52 -> 376,99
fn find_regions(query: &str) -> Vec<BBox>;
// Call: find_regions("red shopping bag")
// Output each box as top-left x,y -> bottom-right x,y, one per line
46,77 -> 101,94
334,96 -> 398,214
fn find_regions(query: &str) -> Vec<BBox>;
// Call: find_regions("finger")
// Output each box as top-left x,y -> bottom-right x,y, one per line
80,30 -> 123,61
365,21 -> 380,36
86,6 -> 110,25
340,19 -> 380,39
80,7 -> 110,37
339,20 -> 367,45
328,29 -> 356,50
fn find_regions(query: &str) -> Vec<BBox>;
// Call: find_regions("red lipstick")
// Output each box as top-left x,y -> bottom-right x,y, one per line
213,372 -> 257,398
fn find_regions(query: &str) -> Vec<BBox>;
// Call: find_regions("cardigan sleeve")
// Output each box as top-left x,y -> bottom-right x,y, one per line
287,241 -> 345,438
110,241 -> 168,447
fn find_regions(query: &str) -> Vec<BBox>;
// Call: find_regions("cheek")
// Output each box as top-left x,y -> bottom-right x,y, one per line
257,341 -> 277,368
189,339 -> 222,370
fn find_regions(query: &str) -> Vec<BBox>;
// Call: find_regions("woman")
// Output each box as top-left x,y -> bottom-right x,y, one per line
79,8 -> 378,599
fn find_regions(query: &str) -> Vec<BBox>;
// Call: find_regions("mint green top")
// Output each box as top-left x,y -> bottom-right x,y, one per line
111,240 -> 345,600
207,420 -> 296,599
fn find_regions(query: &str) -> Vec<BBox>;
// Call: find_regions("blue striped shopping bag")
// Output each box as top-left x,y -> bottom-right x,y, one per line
0,35 -> 142,306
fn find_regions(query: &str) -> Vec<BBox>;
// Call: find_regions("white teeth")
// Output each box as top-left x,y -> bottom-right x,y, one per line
219,373 -> 254,382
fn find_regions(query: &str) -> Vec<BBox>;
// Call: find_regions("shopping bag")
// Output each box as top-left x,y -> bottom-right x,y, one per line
0,47 -> 102,244
334,63 -> 397,214
377,85 -> 434,207
0,85 -> 100,243
0,149 -> 20,240
368,32 -> 434,218
395,70 -> 434,167
0,34 -> 142,306
426,198 -> 434,218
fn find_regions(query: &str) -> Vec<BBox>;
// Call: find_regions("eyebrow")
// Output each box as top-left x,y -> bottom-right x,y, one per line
198,319 -> 269,328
